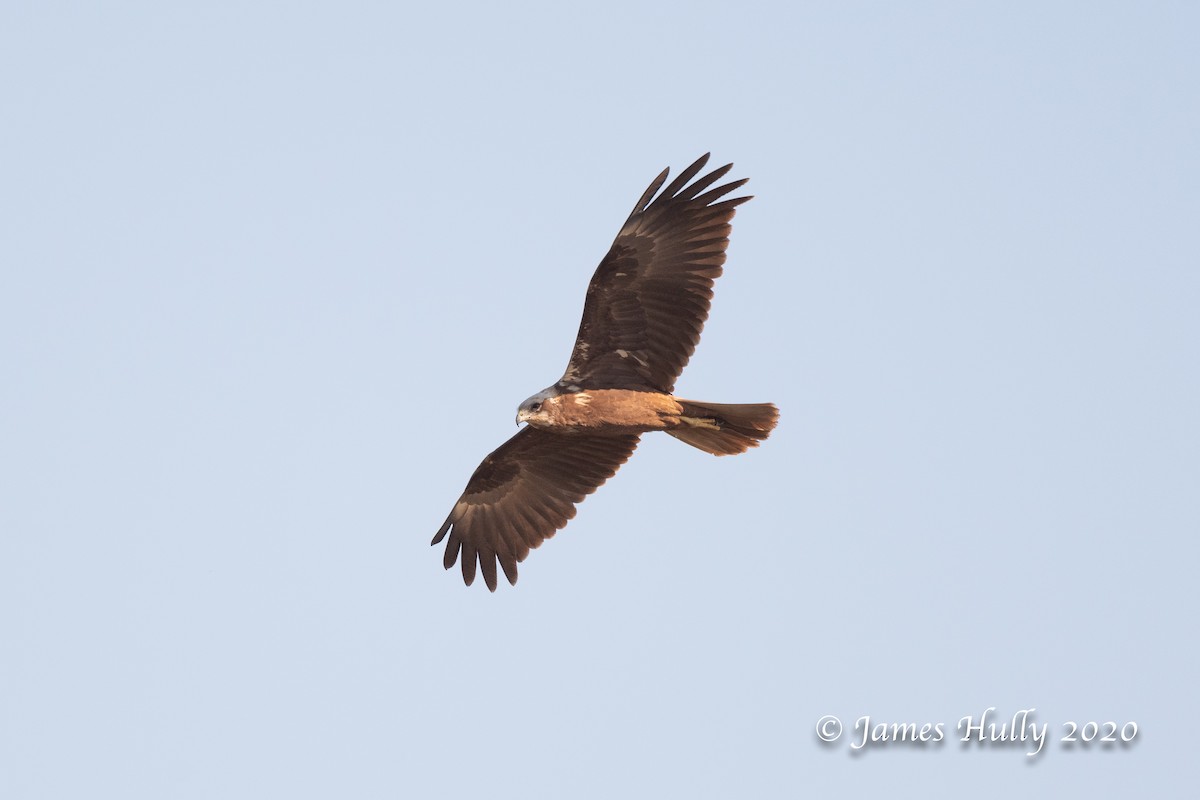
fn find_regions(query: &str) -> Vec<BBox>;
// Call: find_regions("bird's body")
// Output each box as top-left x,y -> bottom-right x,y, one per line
521,388 -> 683,434
433,154 -> 779,590
518,387 -> 778,450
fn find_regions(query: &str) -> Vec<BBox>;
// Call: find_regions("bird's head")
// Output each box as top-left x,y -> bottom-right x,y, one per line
516,389 -> 556,427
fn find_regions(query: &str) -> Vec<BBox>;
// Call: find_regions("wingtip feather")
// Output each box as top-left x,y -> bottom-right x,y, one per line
432,516 -> 452,546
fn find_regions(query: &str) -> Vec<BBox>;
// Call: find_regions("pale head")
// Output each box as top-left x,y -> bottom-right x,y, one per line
515,388 -> 558,427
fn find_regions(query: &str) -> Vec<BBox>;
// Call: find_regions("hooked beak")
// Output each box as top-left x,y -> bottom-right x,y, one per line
515,410 -> 527,427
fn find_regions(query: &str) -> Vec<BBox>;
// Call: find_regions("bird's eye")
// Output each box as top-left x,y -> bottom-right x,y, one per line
530,402 -> 542,412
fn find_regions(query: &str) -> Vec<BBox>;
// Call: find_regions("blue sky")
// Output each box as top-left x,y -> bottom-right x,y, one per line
2,2 -> 1197,797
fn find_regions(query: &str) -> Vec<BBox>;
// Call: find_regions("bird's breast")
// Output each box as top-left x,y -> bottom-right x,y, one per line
543,389 -> 681,433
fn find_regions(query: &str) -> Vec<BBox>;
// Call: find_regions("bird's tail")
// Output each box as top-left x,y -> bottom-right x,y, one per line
667,400 -> 779,456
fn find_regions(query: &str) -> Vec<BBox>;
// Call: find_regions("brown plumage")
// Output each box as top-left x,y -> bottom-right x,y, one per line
433,154 -> 779,590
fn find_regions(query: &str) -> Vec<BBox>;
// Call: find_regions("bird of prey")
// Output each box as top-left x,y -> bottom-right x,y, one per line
433,154 -> 778,590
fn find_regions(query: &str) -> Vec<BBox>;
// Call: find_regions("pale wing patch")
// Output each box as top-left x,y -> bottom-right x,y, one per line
562,342 -> 590,382
616,348 -> 649,367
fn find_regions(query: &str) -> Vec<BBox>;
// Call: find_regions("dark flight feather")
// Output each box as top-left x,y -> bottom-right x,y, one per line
558,153 -> 751,393
433,427 -> 640,591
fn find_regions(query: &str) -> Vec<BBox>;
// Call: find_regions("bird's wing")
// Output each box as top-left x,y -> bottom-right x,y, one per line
559,153 -> 751,393
433,427 -> 640,590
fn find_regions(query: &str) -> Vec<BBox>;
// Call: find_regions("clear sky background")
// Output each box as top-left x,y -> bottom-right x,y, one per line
2,2 -> 1197,797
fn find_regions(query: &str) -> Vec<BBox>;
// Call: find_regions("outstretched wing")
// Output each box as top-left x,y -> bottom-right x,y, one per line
433,428 -> 640,590
559,153 -> 751,393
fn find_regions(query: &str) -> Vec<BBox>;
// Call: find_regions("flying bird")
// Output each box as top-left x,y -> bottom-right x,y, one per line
433,154 -> 778,590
